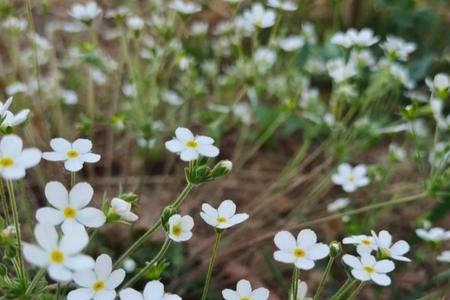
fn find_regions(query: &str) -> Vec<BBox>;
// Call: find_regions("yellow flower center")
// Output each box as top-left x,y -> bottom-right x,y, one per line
293,247 -> 306,258
185,140 -> 198,148
92,280 -> 105,292
171,225 -> 182,237
216,217 -> 227,223
361,239 -> 371,246
0,157 -> 14,168
380,248 -> 391,258
363,266 -> 375,274
50,250 -> 65,264
66,150 -> 79,158
347,176 -> 356,183
241,297 -> 251,300
63,207 -> 77,219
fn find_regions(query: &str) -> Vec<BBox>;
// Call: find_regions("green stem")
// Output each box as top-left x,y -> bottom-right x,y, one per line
313,256 -> 335,300
0,180 -> 11,224
329,279 -> 357,300
200,230 -> 223,300
347,282 -> 365,300
290,267 -> 300,300
122,238 -> 171,288
56,283 -> 61,300
6,180 -> 26,283
26,268 -> 46,295
113,183 -> 194,268
70,172 -> 76,188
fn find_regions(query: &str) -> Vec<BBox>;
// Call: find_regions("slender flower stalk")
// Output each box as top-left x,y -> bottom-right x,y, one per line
26,268 -> 46,295
313,256 -> 335,300
123,238 -> 172,288
329,279 -> 358,300
0,180 -> 10,224
348,282 -> 365,300
290,267 -> 299,300
6,180 -> 26,282
200,230 -> 223,300
113,182 -> 194,268
70,172 -> 76,188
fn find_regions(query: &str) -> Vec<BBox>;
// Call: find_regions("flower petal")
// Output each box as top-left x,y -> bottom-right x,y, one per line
342,254 -> 362,269
65,159 -> 84,172
143,280 -> 164,299
81,153 -> 101,163
106,269 -> 125,289
119,289 -> 144,300
306,243 -> 330,260
297,229 -> 317,248
180,149 -> 199,161
65,254 -> 95,271
295,258 -> 315,270
217,200 -> 236,218
73,139 -> 93,154
165,139 -> 185,153
196,144 -> 219,157
59,226 -> 89,255
0,135 -> 22,156
35,223 -> 58,252
175,127 -> 194,142
68,288 -> 94,300
251,287 -> 269,300
94,290 -> 116,300
73,269 -> 97,287
36,207 -> 64,225
15,148 -> 42,169
50,138 -> 71,153
370,273 -> 391,286
23,243 -> 49,267
274,231 -> 296,252
76,208 -> 106,228
236,279 -> 252,297
95,254 -> 112,280
374,260 -> 395,273
45,181 -> 69,209
69,182 -> 94,208
48,264 -> 73,282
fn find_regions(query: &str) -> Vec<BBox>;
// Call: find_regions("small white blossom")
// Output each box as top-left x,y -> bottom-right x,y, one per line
2,17 -> 27,32
343,254 -> 395,286
222,279 -> 269,300
371,230 -> 410,262
437,251 -> 450,263
36,181 -> 105,233
243,4 -> 276,29
327,198 -> 350,212
68,254 -> 125,300
60,89 -> 78,105
200,200 -> 249,229
122,258 -> 137,273
296,281 -> 312,300
0,135 -> 41,180
169,0 -> 202,14
416,227 -> 450,242
267,0 -> 298,11
343,234 -> 377,255
426,73 -> 449,99
23,224 -> 94,282
165,127 -> 219,162
254,47 -> 277,74
120,280 -> 182,300
168,214 -> 194,242
274,229 -> 330,270
111,198 -> 138,222
326,58 -> 357,83
331,28 -> 379,48
43,138 -> 101,172
69,2 -> 102,23
127,16 -> 145,31
380,36 -> 416,61
278,36 -> 305,52
332,163 -> 370,193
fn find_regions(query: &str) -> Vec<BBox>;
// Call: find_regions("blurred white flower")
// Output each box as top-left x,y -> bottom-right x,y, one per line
2,17 -> 27,32
380,36 -> 416,61
278,35 -> 305,52
416,227 -> 450,242
371,230 -> 410,262
23,224 -> 94,282
350,49 -> 376,67
6,82 -> 28,96
222,279 -> 269,300
127,15 -> 145,31
437,251 -> 450,263
43,138 -> 101,172
165,127 -> 219,161
428,142 -> 450,168
111,198 -> 139,222
1,109 -> 30,129
119,280 -> 182,300
388,143 -> 406,161
200,200 -> 249,229
69,2 -> 102,24
168,214 -> 194,242
36,181 -> 105,233
190,21 -> 208,36
274,229 -> 329,270
267,0 -> 298,11
343,234 -> 377,255
161,90 -> 183,106
169,0 -> 202,14
296,280 -> 312,300
105,6 -> 130,19
326,58 -> 357,83
243,4 -> 276,29
331,28 -> 379,48
343,254 -> 395,286
426,73 -> 449,99
122,258 -> 137,273
254,47 -> 277,74
0,135 -> 41,180
332,163 -> 370,193
68,254 -> 125,300
388,63 -> 415,89
60,89 -> 78,105
327,198 -> 350,212
89,67 -> 108,85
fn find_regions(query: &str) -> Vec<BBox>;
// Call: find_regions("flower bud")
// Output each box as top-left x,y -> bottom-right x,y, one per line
210,160 -> 233,179
161,206 -> 177,232
329,241 -> 342,258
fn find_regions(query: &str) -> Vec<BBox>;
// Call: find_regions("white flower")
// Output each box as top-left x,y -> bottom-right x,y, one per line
388,63 -> 415,89
296,281 -> 312,300
331,28 -> 379,48
267,0 -> 298,11
0,97 -> 12,117
111,198 -> 138,222
122,258 -> 136,273
254,47 -> 277,74
416,227 -> 450,242
222,279 -> 269,300
36,181 -> 105,233
23,223 -> 94,282
161,90 -> 183,106
343,254 -> 395,286
326,58 -> 357,83
0,135 -> 41,180
426,73 -> 449,99
380,36 -> 416,61
200,200 -> 249,229
68,254 -> 125,300
437,251 -> 450,263
1,109 -> 30,128
43,137 -> 101,172
243,4 -> 276,28
69,2 -> 102,23
331,163 -> 370,193
278,36 -> 305,52
127,16 -> 145,31
169,0 -> 202,14
273,229 -> 330,270
119,280 -> 182,300
168,214 -> 194,242
343,234 -> 377,255
165,127 -> 219,162
389,143 -> 406,161
6,82 -> 28,96
327,198 -> 350,212
60,89 -> 78,105
2,17 -> 27,32
371,230 -> 410,262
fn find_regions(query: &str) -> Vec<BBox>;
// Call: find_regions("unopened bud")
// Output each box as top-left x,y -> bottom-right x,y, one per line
329,241 -> 342,258
211,160 -> 233,178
